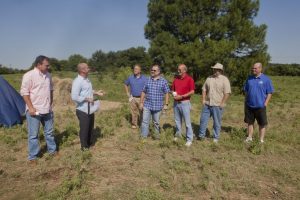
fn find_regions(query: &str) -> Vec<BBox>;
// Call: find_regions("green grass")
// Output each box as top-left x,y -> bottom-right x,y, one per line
0,74 -> 299,199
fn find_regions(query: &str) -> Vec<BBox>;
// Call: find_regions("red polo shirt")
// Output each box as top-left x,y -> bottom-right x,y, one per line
171,74 -> 195,101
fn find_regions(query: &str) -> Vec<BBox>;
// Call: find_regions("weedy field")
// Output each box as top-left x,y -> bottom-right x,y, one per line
0,72 -> 299,200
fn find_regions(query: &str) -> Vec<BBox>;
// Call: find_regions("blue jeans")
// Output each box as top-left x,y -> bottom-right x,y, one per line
141,107 -> 161,138
26,111 -> 57,160
198,105 -> 224,140
174,101 -> 193,142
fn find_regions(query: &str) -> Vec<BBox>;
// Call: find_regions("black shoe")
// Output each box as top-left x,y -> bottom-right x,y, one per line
197,136 -> 206,141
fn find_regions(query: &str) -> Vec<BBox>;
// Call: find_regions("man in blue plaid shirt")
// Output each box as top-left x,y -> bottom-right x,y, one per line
140,65 -> 170,139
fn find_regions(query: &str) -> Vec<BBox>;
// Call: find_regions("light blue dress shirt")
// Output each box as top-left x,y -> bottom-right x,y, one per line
71,75 -> 93,114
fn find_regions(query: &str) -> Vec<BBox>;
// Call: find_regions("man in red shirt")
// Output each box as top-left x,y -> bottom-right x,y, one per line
171,64 -> 195,147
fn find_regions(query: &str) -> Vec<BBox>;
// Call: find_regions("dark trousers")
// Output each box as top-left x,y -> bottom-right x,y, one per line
76,109 -> 94,149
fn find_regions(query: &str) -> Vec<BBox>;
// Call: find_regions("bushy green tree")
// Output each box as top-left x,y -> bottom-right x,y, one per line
89,50 -> 108,71
145,0 -> 269,88
67,54 -> 87,71
89,47 -> 151,72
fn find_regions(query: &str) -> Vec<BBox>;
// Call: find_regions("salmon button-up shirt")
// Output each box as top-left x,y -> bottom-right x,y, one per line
20,68 -> 53,114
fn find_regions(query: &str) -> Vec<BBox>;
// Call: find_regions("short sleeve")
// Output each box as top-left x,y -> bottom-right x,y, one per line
124,76 -> 130,85
142,79 -> 148,93
202,79 -> 208,92
163,79 -> 170,94
266,78 -> 274,94
20,73 -> 31,96
224,77 -> 231,94
243,78 -> 249,92
189,77 -> 195,91
50,75 -> 54,91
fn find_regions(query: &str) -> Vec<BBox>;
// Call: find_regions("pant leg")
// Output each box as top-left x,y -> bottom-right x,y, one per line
141,107 -> 151,138
174,102 -> 182,137
26,111 -> 41,160
211,106 -> 224,140
152,110 -> 161,134
198,104 -> 211,138
76,109 -> 90,148
181,101 -> 193,142
41,112 -> 57,154
130,98 -> 139,126
134,97 -> 142,126
88,113 -> 94,146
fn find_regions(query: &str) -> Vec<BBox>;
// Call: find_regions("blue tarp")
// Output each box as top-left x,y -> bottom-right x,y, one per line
0,75 -> 25,127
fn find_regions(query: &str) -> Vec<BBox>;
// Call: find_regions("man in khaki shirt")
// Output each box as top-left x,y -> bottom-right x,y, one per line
198,63 -> 231,143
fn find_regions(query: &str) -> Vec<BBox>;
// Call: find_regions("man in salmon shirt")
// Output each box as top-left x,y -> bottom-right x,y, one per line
171,64 -> 195,147
20,55 -> 57,164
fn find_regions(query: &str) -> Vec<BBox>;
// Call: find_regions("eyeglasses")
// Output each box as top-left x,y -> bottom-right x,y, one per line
151,69 -> 157,72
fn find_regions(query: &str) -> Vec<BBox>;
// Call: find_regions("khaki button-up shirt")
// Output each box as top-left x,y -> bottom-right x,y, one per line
202,74 -> 231,106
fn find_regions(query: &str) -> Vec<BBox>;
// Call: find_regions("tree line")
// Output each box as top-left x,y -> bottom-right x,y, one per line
264,63 -> 300,76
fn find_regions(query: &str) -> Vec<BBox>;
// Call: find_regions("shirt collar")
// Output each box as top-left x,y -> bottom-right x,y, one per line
179,73 -> 187,79
134,74 -> 142,79
151,75 -> 161,80
78,74 -> 89,81
255,73 -> 263,79
34,67 -> 46,77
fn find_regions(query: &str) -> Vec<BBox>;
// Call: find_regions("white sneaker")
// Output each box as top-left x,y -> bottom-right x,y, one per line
245,137 -> 253,143
213,139 -> 218,143
260,139 -> 264,144
185,141 -> 192,147
173,137 -> 178,142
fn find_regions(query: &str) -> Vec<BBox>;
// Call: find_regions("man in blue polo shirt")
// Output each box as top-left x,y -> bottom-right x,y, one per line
244,62 -> 274,143
140,65 -> 170,140
124,64 -> 148,129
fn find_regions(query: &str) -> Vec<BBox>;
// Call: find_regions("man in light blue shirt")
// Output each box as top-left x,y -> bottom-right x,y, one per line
124,64 -> 148,129
71,63 -> 104,150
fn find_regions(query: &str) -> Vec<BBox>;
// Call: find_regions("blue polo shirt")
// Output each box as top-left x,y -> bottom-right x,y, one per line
244,74 -> 274,108
143,76 -> 170,111
124,74 -> 148,97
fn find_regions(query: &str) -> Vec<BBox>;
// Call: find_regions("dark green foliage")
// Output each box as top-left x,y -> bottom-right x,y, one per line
264,63 -> 300,76
0,65 -> 26,74
145,0 -> 270,88
66,54 -> 88,72
89,47 -> 151,71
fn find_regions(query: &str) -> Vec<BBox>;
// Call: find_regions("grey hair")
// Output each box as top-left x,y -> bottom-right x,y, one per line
178,64 -> 187,72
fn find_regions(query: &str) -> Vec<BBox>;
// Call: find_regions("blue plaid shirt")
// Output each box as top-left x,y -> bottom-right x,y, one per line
143,76 -> 170,111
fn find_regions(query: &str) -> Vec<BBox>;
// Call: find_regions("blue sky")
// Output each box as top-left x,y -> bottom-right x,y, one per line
0,0 -> 299,69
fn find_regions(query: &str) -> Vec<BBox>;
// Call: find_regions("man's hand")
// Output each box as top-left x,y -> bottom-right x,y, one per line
220,102 -> 225,108
174,95 -> 183,101
264,102 -> 268,107
139,102 -> 144,110
163,104 -> 168,111
95,90 -> 105,96
28,107 -> 37,116
85,98 -> 94,103
129,95 -> 133,102
202,100 -> 206,106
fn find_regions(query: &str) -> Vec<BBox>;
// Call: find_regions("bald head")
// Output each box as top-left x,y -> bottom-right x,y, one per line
133,64 -> 142,76
252,62 -> 263,76
77,63 -> 90,77
77,63 -> 88,72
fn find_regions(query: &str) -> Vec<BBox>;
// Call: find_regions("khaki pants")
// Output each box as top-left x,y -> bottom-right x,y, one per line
130,97 -> 142,126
